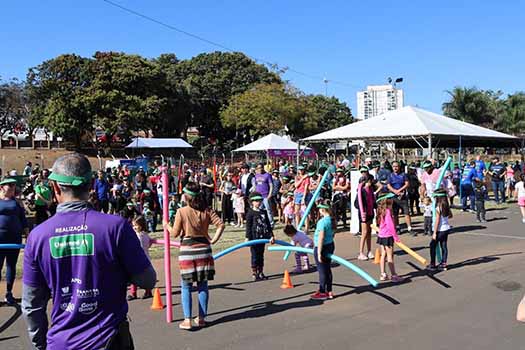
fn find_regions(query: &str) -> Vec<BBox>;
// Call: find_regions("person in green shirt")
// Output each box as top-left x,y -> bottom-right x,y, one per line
34,175 -> 52,225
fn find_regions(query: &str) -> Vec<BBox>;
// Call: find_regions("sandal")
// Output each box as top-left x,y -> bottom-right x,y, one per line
193,317 -> 207,328
179,320 -> 192,330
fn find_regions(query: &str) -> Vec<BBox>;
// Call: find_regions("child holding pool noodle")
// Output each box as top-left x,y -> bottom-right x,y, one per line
245,192 -> 275,281
376,193 -> 403,282
283,225 -> 313,273
428,189 -> 453,271
310,199 -> 337,300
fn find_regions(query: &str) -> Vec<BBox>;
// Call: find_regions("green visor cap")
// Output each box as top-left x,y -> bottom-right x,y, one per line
48,172 -> 92,186
376,192 -> 395,203
359,166 -> 369,172
183,188 -> 199,196
421,161 -> 432,169
317,203 -> 330,209
307,172 -> 316,176
432,191 -> 447,197
250,195 -> 263,201
0,178 -> 17,185
297,166 -> 305,170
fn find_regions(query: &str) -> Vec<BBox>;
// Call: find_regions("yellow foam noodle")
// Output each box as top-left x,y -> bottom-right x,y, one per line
395,241 -> 427,265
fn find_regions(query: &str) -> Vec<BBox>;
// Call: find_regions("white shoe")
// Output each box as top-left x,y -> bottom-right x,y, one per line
522,218 -> 525,224
367,251 -> 375,260
407,226 -> 412,232
357,254 -> 368,261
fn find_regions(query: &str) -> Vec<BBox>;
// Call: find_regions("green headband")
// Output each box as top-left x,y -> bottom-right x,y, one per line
359,167 -> 369,172
48,172 -> 92,186
317,204 -> 330,209
308,172 -> 316,176
250,195 -> 263,201
376,192 -> 395,203
432,192 -> 447,197
0,178 -> 17,186
183,188 -> 199,197
422,162 -> 432,169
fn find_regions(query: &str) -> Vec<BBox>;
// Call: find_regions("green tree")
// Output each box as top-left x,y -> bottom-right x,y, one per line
0,78 -> 29,133
497,92 -> 525,136
150,53 -> 191,138
220,83 -> 315,139
173,51 -> 281,143
305,94 -> 353,133
442,86 -> 504,128
86,52 -> 168,145
26,54 -> 93,148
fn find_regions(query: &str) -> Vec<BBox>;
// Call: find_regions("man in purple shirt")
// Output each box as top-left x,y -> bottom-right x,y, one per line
254,163 -> 274,226
22,153 -> 156,350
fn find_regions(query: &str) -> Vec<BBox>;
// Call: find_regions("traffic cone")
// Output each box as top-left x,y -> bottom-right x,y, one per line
373,248 -> 381,264
150,288 -> 164,310
280,270 -> 294,289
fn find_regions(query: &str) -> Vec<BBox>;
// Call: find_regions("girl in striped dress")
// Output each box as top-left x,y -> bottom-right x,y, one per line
164,182 -> 225,330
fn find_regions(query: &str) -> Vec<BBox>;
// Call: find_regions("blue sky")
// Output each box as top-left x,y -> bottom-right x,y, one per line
1,1 -> 524,114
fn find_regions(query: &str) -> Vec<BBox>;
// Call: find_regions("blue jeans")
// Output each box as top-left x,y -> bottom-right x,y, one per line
261,198 -> 274,226
314,243 -> 335,293
180,280 -> 209,319
0,249 -> 20,293
491,181 -> 505,203
460,183 -> 475,210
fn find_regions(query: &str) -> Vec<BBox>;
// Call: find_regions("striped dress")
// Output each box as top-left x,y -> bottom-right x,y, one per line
172,206 -> 223,283
179,236 -> 215,283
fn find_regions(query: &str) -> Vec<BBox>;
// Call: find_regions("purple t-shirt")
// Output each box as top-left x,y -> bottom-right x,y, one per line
23,209 -> 151,350
254,172 -> 273,197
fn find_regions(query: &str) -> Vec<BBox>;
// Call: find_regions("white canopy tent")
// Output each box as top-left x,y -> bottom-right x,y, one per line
125,137 -> 192,149
233,133 -> 308,152
302,106 -> 519,151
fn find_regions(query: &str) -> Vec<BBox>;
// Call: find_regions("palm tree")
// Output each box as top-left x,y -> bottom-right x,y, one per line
442,86 -> 503,128
497,92 -> 525,136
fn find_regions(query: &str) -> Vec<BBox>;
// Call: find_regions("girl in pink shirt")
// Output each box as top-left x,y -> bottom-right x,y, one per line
376,193 -> 402,282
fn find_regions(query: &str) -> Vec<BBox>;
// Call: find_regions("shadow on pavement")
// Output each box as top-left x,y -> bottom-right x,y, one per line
450,225 -> 485,234
159,283 -> 245,297
0,303 -> 22,333
171,291 -> 318,326
0,336 -> 19,342
323,282 -> 402,305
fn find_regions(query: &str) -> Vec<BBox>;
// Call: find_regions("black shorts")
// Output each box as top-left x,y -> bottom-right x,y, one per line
393,196 -> 409,215
359,214 -> 374,224
377,236 -> 394,247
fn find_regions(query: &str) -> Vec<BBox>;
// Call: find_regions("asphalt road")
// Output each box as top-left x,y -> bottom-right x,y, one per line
2,205 -> 525,350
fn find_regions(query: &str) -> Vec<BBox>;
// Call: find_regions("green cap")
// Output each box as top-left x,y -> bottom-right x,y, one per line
359,166 -> 369,172
422,160 -> 432,169
297,165 -> 305,170
432,190 -> 447,197
126,202 -> 134,206
48,172 -> 92,186
250,195 -> 263,201
336,168 -> 344,173
307,171 -> 316,176
0,178 -> 17,186
317,203 -> 331,209
376,192 -> 395,203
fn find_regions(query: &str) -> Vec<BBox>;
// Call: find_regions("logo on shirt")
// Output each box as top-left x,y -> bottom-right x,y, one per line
61,286 -> 71,297
71,278 -> 82,284
49,233 -> 95,259
60,302 -> 75,313
78,301 -> 98,315
77,288 -> 100,299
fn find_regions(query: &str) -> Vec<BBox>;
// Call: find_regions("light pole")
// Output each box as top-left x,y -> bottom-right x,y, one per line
323,78 -> 329,97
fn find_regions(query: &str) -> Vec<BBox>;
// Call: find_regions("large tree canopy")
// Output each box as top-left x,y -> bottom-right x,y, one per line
0,78 -> 29,133
173,51 -> 281,142
221,83 -> 353,140
26,54 -> 93,148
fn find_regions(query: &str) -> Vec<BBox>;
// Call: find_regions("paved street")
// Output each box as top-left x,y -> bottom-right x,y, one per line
2,205 -> 525,350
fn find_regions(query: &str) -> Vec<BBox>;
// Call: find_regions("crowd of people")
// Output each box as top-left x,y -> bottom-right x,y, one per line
0,152 -> 524,348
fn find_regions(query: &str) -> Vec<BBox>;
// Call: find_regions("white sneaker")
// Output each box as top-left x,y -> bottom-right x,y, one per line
230,222 -> 236,226
522,218 -> 525,224
357,254 -> 368,261
367,251 -> 375,260
407,226 -> 412,232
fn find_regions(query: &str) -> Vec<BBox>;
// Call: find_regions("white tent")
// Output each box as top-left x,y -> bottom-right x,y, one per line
303,106 -> 519,148
234,133 -> 308,152
125,137 -> 192,149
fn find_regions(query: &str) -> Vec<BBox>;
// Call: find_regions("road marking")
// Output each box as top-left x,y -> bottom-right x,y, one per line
456,232 -> 525,240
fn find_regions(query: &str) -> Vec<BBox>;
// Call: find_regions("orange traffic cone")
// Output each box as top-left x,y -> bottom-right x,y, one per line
373,248 -> 381,264
150,288 -> 164,310
280,270 -> 294,289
